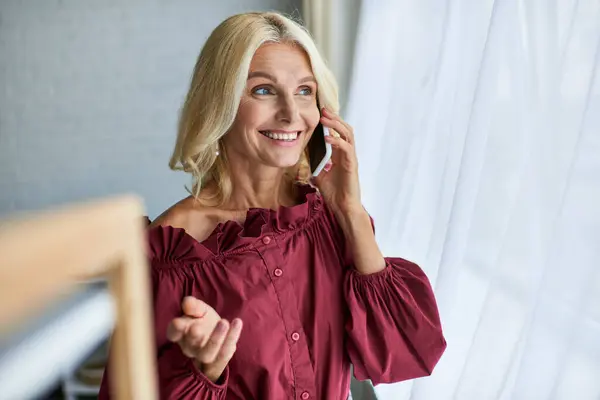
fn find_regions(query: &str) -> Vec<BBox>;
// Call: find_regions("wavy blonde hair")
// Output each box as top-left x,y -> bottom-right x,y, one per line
169,11 -> 340,205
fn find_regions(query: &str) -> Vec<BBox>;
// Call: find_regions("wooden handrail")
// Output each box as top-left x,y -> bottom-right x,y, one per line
0,195 -> 157,400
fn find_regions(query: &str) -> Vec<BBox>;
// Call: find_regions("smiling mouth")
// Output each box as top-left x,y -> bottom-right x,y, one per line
259,131 -> 301,142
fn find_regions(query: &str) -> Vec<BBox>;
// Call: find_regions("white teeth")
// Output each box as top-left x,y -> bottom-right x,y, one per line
261,131 -> 299,141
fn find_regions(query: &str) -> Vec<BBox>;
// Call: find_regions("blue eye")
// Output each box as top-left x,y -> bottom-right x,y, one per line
298,87 -> 313,95
253,87 -> 272,95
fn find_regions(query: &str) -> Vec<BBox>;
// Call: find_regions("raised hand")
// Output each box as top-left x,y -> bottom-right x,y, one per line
313,107 -> 363,218
166,296 -> 243,383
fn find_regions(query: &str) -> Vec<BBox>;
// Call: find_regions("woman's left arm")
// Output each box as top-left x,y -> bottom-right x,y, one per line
313,108 -> 389,274
315,108 -> 447,384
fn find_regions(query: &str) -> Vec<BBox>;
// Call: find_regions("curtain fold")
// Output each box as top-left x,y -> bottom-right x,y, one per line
346,0 -> 600,399
302,0 -> 362,111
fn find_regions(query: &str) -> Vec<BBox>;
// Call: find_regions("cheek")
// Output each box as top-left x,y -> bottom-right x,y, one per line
305,108 -> 321,134
234,99 -> 263,129
223,103 -> 258,148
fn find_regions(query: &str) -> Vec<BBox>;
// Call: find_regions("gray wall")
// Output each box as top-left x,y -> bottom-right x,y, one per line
0,0 -> 301,219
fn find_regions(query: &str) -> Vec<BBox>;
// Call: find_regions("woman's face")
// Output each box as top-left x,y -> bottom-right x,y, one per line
223,42 -> 320,170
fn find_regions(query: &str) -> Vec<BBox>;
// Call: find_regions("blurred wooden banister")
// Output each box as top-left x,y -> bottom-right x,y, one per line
0,195 -> 157,400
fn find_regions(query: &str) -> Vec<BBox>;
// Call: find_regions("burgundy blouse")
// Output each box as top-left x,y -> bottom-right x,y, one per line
99,185 -> 446,399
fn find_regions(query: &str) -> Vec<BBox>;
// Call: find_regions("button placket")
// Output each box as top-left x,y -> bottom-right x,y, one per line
254,232 -> 317,396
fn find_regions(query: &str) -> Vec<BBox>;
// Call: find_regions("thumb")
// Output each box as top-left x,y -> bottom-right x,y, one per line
310,161 -> 332,187
181,296 -> 211,318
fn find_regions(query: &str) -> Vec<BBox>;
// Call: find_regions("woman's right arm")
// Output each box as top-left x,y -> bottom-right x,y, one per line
99,295 -> 241,400
161,296 -> 243,397
99,221 -> 242,399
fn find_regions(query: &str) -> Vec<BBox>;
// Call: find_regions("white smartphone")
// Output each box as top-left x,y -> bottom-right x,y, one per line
307,124 -> 332,177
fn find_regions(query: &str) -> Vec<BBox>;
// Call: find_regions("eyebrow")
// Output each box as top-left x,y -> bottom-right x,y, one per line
247,71 -> 317,85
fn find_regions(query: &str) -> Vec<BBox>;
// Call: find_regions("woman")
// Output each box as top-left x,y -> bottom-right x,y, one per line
100,11 -> 446,400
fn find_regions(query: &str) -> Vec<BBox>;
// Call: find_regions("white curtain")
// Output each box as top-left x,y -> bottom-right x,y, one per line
345,0 -> 600,399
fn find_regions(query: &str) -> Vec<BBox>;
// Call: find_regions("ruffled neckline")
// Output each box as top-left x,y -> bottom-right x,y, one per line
148,184 -> 323,262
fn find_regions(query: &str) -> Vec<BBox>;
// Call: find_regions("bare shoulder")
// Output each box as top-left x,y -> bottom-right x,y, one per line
149,197 -> 220,243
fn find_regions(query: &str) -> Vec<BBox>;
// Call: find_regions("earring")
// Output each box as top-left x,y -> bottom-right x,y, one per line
215,142 -> 220,156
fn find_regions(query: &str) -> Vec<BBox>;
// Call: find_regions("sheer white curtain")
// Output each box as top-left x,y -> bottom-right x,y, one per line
345,0 -> 600,399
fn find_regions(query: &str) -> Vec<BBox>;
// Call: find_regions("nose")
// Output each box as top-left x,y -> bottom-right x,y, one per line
275,93 -> 300,124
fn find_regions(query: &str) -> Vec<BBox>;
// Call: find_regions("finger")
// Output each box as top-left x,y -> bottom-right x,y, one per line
197,319 -> 230,365
321,109 -> 355,143
325,136 -> 358,171
321,107 -> 351,130
166,315 -> 196,342
325,135 -> 354,153
321,116 -> 354,145
203,318 -> 243,380
182,296 -> 209,318
186,317 -> 218,348
177,319 -> 211,358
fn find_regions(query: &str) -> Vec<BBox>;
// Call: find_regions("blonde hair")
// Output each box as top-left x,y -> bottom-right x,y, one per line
169,11 -> 339,205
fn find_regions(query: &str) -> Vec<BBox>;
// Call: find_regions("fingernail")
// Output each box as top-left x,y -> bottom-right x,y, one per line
215,320 -> 227,333
232,318 -> 243,330
324,161 -> 333,172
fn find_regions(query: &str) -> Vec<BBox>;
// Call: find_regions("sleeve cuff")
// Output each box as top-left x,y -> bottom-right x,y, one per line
187,358 -> 229,390
349,261 -> 392,282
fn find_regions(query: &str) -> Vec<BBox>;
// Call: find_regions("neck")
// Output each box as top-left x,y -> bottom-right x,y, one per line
222,159 -> 296,211
228,177 -> 293,211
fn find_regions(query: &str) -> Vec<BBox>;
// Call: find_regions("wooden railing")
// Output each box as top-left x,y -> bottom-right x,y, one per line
0,195 -> 157,399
